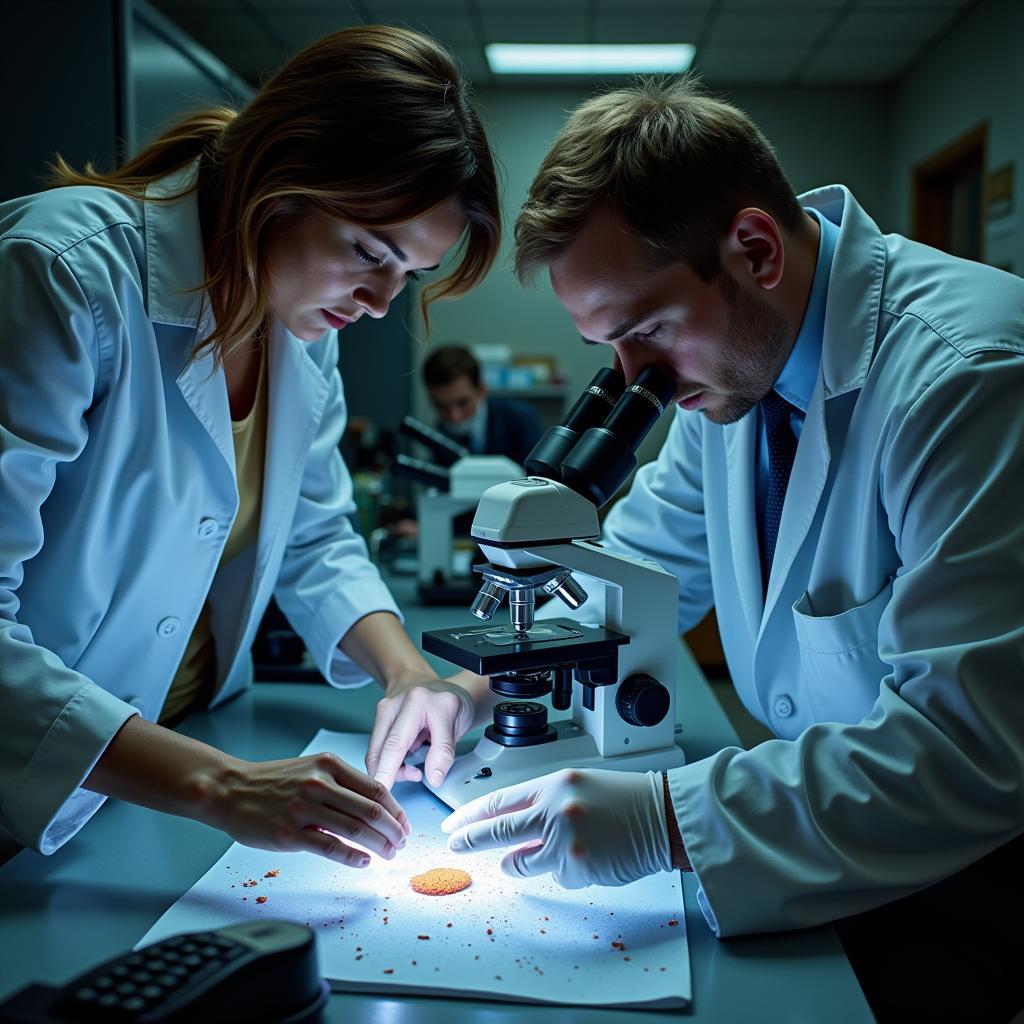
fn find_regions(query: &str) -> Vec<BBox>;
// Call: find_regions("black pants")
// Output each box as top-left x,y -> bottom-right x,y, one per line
835,832 -> 1024,1023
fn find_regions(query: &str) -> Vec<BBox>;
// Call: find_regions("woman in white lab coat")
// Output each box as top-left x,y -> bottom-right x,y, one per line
0,26 -> 499,865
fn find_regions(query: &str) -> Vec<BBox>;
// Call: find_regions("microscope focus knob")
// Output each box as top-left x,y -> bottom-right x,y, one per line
616,674 -> 670,727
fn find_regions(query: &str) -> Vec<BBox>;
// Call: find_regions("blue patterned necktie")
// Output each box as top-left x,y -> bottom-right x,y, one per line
759,390 -> 799,591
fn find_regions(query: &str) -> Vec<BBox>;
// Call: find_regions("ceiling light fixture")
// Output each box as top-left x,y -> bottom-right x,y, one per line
485,43 -> 696,75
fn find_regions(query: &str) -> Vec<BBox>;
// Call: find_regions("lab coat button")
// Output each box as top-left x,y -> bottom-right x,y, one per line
774,694 -> 794,718
198,518 -> 218,538
157,617 -> 181,637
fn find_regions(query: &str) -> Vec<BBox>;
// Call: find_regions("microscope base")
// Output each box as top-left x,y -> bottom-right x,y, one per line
425,718 -> 685,809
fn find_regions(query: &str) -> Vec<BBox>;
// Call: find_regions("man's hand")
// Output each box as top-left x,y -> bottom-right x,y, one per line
441,768 -> 674,888
365,676 -> 476,790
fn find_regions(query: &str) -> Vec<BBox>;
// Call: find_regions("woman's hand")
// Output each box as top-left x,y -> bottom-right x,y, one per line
365,675 -> 478,790
208,751 -> 411,867
85,715 -> 410,867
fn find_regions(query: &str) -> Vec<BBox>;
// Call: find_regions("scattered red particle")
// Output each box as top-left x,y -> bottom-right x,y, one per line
668,919 -> 679,927
264,869 -> 280,878
256,896 -> 268,904
486,928 -> 493,935
383,969 -> 394,974
624,956 -> 632,962
543,915 -> 549,921
383,917 -> 389,924
417,935 -> 430,940
611,941 -> 625,950
242,879 -> 258,887
592,934 -> 599,940
446,922 -> 453,928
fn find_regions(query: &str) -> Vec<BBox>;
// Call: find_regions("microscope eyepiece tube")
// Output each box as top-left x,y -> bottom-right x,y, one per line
523,367 -> 625,479
470,580 -> 505,621
559,364 -> 677,507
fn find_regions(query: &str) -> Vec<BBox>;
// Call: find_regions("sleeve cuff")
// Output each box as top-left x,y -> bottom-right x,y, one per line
5,685 -> 138,853
306,578 -> 404,687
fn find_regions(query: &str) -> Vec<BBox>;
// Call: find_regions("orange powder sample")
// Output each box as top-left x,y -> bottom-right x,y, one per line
409,867 -> 472,896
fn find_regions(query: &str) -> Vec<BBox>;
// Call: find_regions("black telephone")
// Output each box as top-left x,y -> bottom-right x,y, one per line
0,920 -> 328,1023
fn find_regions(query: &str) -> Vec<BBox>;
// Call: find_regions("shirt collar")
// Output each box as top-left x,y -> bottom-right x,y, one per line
772,206 -> 838,414
142,161 -> 210,330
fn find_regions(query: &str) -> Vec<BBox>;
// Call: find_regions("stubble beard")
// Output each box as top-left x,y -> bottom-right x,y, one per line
698,273 -> 791,426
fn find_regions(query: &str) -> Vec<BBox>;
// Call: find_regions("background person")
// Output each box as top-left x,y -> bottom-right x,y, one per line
422,343 -> 543,466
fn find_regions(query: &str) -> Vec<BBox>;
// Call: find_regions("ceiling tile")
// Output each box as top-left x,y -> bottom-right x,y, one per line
479,13 -> 589,42
720,0 -> 847,8
361,11 -> 480,45
829,6 -> 961,43
695,45 -> 807,83
708,9 -> 836,45
259,12 -> 369,46
801,44 -> 915,82
156,10 -> 270,43
365,0 -> 470,11
594,12 -> 708,43
475,0 -> 588,9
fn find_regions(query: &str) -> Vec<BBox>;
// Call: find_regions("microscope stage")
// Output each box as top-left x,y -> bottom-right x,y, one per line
421,617 -> 629,676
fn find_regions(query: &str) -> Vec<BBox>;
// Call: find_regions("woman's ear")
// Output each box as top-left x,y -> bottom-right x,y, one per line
719,208 -> 784,290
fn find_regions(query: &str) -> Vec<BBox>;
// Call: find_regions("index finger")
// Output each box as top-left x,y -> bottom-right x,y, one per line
441,777 -> 541,834
318,752 -> 411,835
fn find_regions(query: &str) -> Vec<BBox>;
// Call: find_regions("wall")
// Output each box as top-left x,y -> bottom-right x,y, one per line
413,83 -> 891,466
3,0 -> 122,202
888,0 -> 1023,272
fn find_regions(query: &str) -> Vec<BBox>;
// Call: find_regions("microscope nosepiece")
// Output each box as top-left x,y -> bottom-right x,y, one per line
471,580 -> 505,620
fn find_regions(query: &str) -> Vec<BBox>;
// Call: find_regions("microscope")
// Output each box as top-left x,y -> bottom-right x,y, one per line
395,417 -> 520,605
421,365 -> 685,808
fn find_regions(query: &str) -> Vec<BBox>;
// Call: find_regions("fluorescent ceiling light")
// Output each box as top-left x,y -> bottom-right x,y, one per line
486,43 -> 696,75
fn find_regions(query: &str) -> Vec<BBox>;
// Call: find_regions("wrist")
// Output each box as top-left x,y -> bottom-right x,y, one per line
188,751 -> 242,831
662,771 -> 692,872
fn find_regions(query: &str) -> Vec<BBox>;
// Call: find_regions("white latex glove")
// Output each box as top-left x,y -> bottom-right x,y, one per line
441,768 -> 673,888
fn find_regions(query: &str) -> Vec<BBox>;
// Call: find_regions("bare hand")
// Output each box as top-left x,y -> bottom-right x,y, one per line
366,677 -> 475,790
212,752 -> 411,867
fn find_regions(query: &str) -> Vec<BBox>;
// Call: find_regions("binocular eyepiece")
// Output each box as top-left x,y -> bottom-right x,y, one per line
524,364 -> 676,507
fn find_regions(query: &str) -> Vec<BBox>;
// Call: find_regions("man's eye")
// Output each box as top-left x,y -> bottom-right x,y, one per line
633,324 -> 662,343
354,242 -> 383,267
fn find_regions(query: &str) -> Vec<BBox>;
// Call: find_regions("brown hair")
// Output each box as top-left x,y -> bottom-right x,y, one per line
47,25 -> 501,363
423,344 -> 481,388
514,74 -> 803,284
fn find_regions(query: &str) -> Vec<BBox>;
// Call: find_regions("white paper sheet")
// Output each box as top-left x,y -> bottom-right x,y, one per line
139,730 -> 691,1009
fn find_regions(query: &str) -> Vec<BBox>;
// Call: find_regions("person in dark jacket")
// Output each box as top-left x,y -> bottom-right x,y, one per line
422,344 -> 543,466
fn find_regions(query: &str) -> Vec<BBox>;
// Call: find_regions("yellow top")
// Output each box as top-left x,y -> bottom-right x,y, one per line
159,346 -> 269,725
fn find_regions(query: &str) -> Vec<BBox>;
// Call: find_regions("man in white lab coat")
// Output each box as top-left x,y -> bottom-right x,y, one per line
425,77 -> 1024,1020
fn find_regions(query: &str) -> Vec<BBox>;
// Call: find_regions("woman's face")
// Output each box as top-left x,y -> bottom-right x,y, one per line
265,197 -> 467,341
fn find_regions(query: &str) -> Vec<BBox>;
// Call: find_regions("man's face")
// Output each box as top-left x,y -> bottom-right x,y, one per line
549,206 -> 789,425
429,374 -> 485,429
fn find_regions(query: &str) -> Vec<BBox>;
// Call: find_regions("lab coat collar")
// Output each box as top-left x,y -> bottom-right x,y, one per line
142,162 -> 208,330
798,185 -> 887,399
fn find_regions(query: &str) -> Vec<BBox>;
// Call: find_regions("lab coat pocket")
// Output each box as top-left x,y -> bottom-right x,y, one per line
791,580 -> 894,720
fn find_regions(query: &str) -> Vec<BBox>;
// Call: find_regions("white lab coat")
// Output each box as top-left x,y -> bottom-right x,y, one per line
0,166 -> 399,853
602,186 -> 1024,936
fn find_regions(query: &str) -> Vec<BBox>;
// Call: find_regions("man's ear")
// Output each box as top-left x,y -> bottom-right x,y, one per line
719,208 -> 784,290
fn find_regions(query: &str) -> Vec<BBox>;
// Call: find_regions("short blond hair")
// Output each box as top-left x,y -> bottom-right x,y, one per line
514,75 -> 803,284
